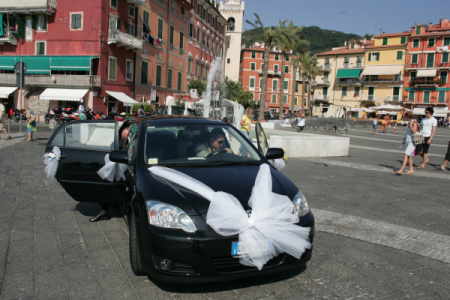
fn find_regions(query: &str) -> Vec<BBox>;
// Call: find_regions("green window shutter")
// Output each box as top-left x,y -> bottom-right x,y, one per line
355,87 -> 360,96
438,91 -> 446,102
444,37 -> 450,46
36,42 -> 40,55
39,42 -> 45,54
177,72 -> 182,90
283,95 -> 287,104
17,17 -> 25,39
156,65 -> 162,86
284,80 -> 288,90
141,61 -> 148,84
116,18 -> 121,30
342,87 -> 347,96
196,27 -> 200,42
111,0 -> 117,7
200,63 -> 203,77
261,64 -> 264,70
273,80 -> 277,90
275,54 -> 279,60
424,91 -> 430,102
304,84 -> 308,92
168,69 -> 173,88
195,61 -> 198,75
126,22 -> 130,34
179,32 -> 184,49
31,15 -> 37,30
188,58 -> 191,73
295,83 -> 299,92
416,26 -> 421,35
413,39 -> 419,47
251,63 -> 255,70
412,54 -> 418,64
323,87 -> 328,96
376,53 -> 380,61
272,94 -> 277,103
143,11 -> 150,33
262,52 -> 265,59
410,72 -> 417,82
401,36 -> 406,44
250,78 -> 255,87
397,51 -> 403,60
409,91 -> 415,102
441,72 -> 448,83
383,38 -> 388,45
169,26 -> 174,44
429,38 -> 435,46
286,55 -> 290,62
325,58 -> 330,64
285,66 -> 289,73
158,19 -> 163,39
251,51 -> 255,58
443,53 -> 449,63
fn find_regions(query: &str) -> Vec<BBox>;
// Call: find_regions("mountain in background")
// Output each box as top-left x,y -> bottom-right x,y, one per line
242,25 -> 371,55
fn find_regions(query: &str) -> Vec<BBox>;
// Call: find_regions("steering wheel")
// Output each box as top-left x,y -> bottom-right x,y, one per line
206,149 -> 228,158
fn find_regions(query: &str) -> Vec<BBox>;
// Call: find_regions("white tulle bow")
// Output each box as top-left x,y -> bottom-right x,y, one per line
43,146 -> 61,179
149,164 -> 311,270
97,154 -> 127,182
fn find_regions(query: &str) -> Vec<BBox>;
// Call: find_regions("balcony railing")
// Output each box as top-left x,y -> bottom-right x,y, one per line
406,62 -> 450,69
314,79 -> 330,85
0,74 -> 101,87
319,64 -> 331,70
127,0 -> 145,6
339,63 -> 363,69
359,95 -> 385,102
1,0 -> 57,12
363,77 -> 404,84
258,69 -> 281,76
315,95 -> 328,100
108,29 -> 142,51
336,79 -> 362,85
385,95 -> 401,101
410,79 -> 445,86
0,28 -> 18,46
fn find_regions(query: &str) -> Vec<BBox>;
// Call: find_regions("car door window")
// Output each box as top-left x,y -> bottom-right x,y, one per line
49,124 -> 65,147
255,122 -> 269,156
125,124 -> 138,162
65,122 -> 115,150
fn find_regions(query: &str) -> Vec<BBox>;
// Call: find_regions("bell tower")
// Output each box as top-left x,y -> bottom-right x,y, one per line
219,0 -> 245,82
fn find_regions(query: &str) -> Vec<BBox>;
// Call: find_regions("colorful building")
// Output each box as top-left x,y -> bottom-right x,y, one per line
361,32 -> 409,111
404,18 -> 450,113
239,43 -> 293,114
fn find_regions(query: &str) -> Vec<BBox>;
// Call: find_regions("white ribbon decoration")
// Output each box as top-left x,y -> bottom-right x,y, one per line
43,146 -> 61,179
270,158 -> 286,171
149,164 -> 311,270
97,154 -> 127,182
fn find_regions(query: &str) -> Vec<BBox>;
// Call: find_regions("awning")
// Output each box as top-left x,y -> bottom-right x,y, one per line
50,56 -> 96,71
417,69 -> 437,77
361,65 -> 403,76
106,91 -> 139,107
21,56 -> 50,74
336,69 -> 362,78
413,108 -> 426,116
0,56 -> 16,70
40,88 -> 89,101
0,87 -> 18,98
405,87 -> 450,91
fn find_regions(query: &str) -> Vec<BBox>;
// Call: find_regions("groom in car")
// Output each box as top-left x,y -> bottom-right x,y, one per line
195,128 -> 233,157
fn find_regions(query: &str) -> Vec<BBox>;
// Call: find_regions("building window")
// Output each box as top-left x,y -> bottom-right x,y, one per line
35,41 -> 45,55
275,54 -> 279,60
203,8 -> 206,19
207,12 -> 210,23
396,51 -> 403,60
428,38 -> 435,47
260,63 -> 264,70
416,26 -> 421,35
355,87 -> 360,96
70,13 -> 83,30
250,78 -> 255,88
111,0 -> 117,9
108,57 -> 117,80
423,91 -> 430,103
195,60 -> 199,75
37,15 -> 47,31
271,94 -> 277,103
181,6 -> 185,16
179,32 -> 184,49
401,36 -> 406,44
197,4 -> 200,15
188,57 -> 192,73
283,95 -> 288,104
285,66 -> 289,73
410,71 -> 417,82
295,83 -> 299,92
274,64 -> 279,74
143,10 -> 150,33
156,65 -> 162,86
443,53 -> 449,63
444,37 -> 450,46
250,62 -> 256,70
273,80 -> 278,92
304,84 -> 308,93
202,30 -> 205,45
438,91 -> 446,103
157,18 -> 163,39
325,57 -> 330,64
169,25 -> 174,45
342,86 -> 347,96
382,38 -> 388,45
294,97 -> 298,105
189,23 -> 193,38
441,71 -> 448,83
177,72 -> 182,90
409,91 -> 415,102
227,59 -> 230,64
350,43 -> 355,49
284,80 -> 288,91
251,51 -> 256,58
167,69 -> 173,89
370,52 -> 380,61
286,55 -> 290,62
412,54 -> 418,64
262,52 -> 265,59
196,26 -> 200,42
141,61 -> 148,84
413,39 -> 420,48
200,62 -> 204,77
126,59 -> 133,81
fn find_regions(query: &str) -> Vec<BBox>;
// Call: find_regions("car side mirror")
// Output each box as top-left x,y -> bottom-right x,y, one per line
110,150 -> 129,164
265,148 -> 284,160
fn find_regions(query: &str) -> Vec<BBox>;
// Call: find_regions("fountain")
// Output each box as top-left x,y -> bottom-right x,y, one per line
203,57 -> 222,118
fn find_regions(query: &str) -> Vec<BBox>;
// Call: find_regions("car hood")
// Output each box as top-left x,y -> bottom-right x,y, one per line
142,164 -> 297,216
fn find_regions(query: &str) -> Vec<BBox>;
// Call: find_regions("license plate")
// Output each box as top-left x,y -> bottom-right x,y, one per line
231,240 -> 273,257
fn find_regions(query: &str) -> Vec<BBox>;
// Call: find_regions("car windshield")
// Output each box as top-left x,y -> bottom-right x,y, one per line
143,124 -> 263,166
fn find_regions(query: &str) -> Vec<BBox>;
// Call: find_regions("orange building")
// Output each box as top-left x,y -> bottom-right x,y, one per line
239,43 -> 294,114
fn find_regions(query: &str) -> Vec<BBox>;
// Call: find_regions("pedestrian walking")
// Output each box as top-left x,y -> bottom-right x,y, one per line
392,121 -> 398,134
138,105 -> 144,116
372,117 -> 378,135
395,112 -> 418,175
435,141 -> 450,171
26,110 -> 36,141
296,110 -> 306,132
0,102 -> 11,140
416,107 -> 437,169
383,114 -> 390,133
238,107 -> 261,157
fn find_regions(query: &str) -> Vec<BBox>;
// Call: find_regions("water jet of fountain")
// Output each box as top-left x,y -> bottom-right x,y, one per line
203,57 -> 222,118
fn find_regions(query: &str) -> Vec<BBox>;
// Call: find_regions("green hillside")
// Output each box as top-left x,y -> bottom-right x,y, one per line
242,25 -> 369,55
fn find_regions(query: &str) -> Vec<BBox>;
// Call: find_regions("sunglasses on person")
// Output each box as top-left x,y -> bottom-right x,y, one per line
425,111 -> 430,114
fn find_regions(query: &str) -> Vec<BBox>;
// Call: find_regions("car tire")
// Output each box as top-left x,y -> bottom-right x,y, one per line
129,212 -> 146,276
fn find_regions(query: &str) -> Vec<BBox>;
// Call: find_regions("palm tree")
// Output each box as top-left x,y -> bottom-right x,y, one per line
298,52 -> 311,113
306,56 -> 321,116
273,21 -> 304,120
290,54 -> 302,116
246,14 -> 287,121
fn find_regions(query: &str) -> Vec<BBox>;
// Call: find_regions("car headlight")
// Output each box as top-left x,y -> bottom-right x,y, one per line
292,191 -> 310,217
145,200 -> 197,233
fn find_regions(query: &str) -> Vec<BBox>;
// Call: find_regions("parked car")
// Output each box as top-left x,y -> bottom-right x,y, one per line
154,105 -> 198,116
45,116 -> 314,283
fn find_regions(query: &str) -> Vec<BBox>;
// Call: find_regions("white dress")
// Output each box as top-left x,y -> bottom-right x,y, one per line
404,123 -> 416,157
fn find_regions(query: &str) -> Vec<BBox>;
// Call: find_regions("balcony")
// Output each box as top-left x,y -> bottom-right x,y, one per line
314,79 -> 330,86
108,29 -> 142,51
363,77 -> 404,84
410,79 -> 445,87
315,95 -> 328,100
127,0 -> 145,6
339,63 -> 363,69
406,62 -> 450,69
360,95 -> 385,102
0,28 -> 17,46
0,74 -> 101,88
258,69 -> 281,76
0,0 -> 57,13
336,79 -> 362,86
385,95 -> 401,102
318,64 -> 331,71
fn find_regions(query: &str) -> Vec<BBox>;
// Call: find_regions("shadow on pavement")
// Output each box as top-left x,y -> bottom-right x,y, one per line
75,202 -> 124,219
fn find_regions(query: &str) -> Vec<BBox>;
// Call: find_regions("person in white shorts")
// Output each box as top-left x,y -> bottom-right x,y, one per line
0,102 -> 11,140
296,110 -> 306,132
416,106 -> 437,169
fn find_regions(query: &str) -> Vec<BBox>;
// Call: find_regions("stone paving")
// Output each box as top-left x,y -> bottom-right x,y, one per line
1,125 -> 450,299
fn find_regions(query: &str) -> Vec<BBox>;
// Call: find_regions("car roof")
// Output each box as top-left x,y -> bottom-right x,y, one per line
132,115 -> 226,126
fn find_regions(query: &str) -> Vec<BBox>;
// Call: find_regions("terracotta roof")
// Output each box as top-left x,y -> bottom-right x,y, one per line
316,48 -> 365,56
366,44 -> 407,49
364,40 -> 375,45
377,32 -> 411,38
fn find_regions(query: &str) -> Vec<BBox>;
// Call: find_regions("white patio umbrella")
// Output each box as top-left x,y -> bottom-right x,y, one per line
370,104 -> 404,111
376,110 -> 390,115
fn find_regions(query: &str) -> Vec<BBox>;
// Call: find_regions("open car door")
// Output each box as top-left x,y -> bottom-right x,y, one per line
255,122 -> 269,156
45,120 -> 124,205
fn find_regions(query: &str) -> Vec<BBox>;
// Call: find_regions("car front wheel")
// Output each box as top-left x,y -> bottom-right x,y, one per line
129,212 -> 146,276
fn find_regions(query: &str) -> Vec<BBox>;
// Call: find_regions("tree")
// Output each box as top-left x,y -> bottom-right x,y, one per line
246,14 -> 286,121
188,79 -> 206,97
274,21 -> 307,119
290,52 -> 303,116
221,78 -> 254,106
298,52 -> 312,113
306,56 -> 321,116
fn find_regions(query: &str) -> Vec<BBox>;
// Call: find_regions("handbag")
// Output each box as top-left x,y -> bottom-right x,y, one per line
412,122 -> 425,146
28,114 -> 36,123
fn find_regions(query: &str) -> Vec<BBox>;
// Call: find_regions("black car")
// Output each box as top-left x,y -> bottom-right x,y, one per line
45,116 -> 314,283
154,105 -> 198,116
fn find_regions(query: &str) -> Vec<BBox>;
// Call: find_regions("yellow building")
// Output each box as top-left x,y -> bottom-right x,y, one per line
290,68 -> 307,112
361,32 -> 410,109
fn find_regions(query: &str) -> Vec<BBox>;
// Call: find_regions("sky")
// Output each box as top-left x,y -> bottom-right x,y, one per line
243,0 -> 450,36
